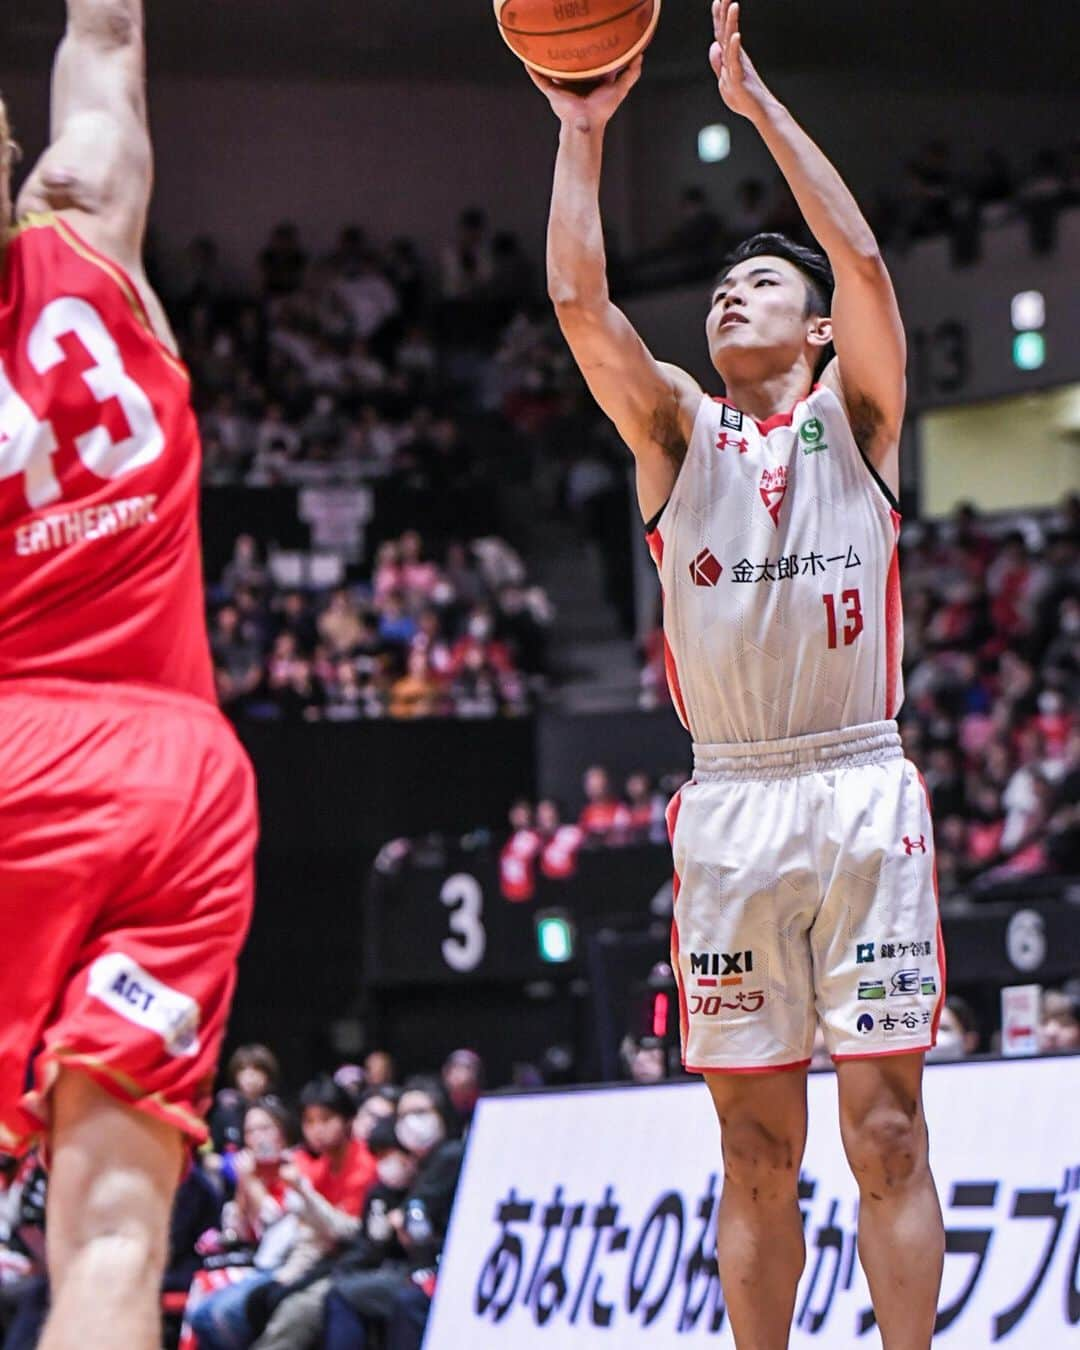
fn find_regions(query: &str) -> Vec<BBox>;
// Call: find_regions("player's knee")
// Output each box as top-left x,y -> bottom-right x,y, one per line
66,1167 -> 170,1275
719,1114 -> 802,1197
843,1102 -> 924,1194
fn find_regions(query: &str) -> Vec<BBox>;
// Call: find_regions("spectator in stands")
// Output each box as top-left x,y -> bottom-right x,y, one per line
260,222 -> 308,297
210,1044 -> 282,1153
322,1078 -> 465,1350
352,1087 -> 401,1146
441,1050 -> 484,1133
389,650 -> 445,719
239,1078 -> 376,1347
536,798 -> 585,880
1038,990 -> 1080,1052
0,1153 -> 48,1350
186,1099 -> 298,1349
364,1051 -> 397,1089
440,207 -> 493,300
318,589 -> 366,658
578,765 -> 630,841
212,604 -> 264,711
927,997 -> 981,1061
622,771 -> 667,844
620,1037 -> 667,1085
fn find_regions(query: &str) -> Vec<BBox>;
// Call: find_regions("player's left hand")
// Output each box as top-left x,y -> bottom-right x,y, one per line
710,0 -> 774,122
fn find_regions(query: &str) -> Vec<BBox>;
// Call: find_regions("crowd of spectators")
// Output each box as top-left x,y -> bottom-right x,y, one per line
498,764 -> 682,901
620,136 -> 1080,290
641,495 -> 1080,899
0,1045 -> 484,1350
209,529 -> 552,721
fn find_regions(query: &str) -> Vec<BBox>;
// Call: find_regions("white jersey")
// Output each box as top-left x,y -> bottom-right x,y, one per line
647,385 -> 903,745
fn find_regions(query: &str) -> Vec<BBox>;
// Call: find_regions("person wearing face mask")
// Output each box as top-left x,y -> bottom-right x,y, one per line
926,997 -> 980,1063
321,1079 -> 464,1350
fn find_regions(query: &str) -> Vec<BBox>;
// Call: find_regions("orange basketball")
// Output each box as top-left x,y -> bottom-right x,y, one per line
495,0 -> 662,82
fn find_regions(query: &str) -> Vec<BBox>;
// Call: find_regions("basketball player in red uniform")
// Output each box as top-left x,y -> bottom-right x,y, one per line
529,2 -> 944,1346
0,3 -> 257,1345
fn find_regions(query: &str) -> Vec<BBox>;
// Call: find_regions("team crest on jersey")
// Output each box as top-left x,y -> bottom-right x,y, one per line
759,466 -> 788,526
720,404 -> 744,432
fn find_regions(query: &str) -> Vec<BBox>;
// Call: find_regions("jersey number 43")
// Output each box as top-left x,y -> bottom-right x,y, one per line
0,298 -> 164,510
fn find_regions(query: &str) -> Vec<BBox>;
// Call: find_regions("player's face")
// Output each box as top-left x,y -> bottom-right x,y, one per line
706,256 -> 831,383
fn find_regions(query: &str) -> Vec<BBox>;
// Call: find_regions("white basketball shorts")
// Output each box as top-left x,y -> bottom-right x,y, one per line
667,721 -> 946,1073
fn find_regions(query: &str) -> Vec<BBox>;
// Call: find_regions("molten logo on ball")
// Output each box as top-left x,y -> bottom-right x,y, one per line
495,0 -> 662,81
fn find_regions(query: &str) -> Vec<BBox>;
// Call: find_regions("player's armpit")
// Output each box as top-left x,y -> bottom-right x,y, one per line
820,254 -> 906,463
553,299 -> 702,521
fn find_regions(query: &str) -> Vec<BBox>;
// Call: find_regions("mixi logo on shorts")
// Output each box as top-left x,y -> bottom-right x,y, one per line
687,950 -> 764,1015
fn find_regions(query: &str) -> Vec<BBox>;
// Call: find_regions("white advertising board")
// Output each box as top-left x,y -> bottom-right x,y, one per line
426,1056 -> 1080,1348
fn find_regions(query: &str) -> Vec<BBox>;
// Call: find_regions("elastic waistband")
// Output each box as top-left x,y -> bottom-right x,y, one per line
693,721 -> 902,781
0,676 -> 224,721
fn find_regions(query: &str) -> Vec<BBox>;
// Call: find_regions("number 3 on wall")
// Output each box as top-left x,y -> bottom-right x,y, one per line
440,873 -> 487,974
0,298 -> 164,508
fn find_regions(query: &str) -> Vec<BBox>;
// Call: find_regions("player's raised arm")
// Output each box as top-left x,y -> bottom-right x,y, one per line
17,0 -> 150,265
528,62 -> 703,523
711,0 -> 906,487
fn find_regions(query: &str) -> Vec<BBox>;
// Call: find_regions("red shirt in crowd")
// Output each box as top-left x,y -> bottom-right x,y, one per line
294,1136 -> 375,1215
578,800 -> 630,838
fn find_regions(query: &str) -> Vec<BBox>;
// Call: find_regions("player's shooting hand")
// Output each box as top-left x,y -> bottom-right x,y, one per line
527,55 -> 644,133
710,0 -> 774,122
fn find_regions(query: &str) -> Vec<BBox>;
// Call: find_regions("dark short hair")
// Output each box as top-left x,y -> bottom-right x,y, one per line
718,233 -> 835,318
299,1074 -> 357,1120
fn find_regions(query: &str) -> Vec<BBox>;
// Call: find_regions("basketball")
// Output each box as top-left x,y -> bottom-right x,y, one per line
494,0 -> 662,82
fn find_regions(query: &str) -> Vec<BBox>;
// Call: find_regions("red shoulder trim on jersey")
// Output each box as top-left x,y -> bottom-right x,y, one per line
42,215 -> 189,383
711,383 -> 821,435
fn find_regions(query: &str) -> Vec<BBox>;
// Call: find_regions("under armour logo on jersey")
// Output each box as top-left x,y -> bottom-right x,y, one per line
903,835 -> 928,855
716,431 -> 748,454
689,548 -> 723,586
759,466 -> 788,526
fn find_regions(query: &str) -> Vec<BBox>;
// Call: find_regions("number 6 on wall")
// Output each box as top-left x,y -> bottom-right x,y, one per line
440,873 -> 487,974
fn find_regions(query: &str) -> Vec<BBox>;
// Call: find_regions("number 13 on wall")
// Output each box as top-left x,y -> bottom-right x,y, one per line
823,589 -> 864,648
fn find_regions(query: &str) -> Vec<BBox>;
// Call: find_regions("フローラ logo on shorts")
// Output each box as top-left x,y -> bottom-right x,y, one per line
799,417 -> 828,453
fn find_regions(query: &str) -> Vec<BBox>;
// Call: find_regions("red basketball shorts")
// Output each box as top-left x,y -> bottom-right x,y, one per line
0,678 -> 258,1150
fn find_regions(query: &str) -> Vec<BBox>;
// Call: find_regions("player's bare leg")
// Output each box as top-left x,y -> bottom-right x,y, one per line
39,1070 -> 184,1350
836,1054 -> 944,1349
705,1067 -> 809,1349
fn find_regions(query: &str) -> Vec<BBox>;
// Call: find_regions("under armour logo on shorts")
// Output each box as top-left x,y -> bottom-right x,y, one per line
903,835 -> 927,855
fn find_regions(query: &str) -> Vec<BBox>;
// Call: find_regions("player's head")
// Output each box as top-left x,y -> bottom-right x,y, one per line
706,233 -> 834,387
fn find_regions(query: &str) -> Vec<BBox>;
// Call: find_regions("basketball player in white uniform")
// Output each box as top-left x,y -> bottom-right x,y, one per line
528,3 -> 944,1346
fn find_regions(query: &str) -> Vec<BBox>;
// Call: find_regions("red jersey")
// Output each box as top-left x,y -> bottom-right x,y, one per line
0,214 -> 214,701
